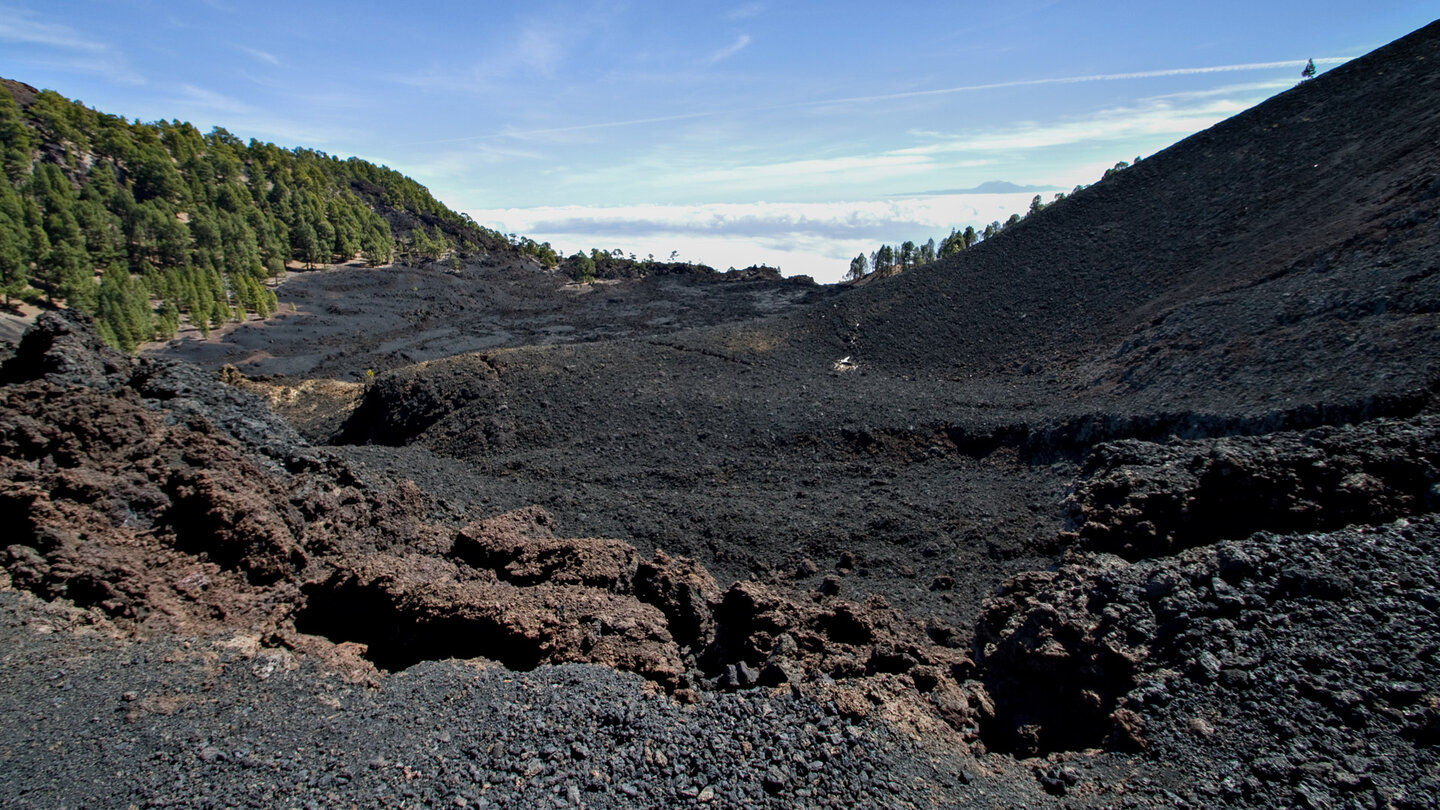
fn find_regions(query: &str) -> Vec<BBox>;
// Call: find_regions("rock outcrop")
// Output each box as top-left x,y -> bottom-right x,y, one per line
1067,416 -> 1440,559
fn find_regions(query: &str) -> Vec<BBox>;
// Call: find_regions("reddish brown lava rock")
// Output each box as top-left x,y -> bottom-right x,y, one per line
451,505 -> 639,591
302,549 -> 685,687
0,312 -> 441,644
1,316 -> 699,687
166,464 -> 308,584
633,548 -> 722,649
702,579 -> 983,737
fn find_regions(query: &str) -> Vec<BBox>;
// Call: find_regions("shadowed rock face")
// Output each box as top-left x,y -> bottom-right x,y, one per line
297,551 -> 686,683
297,507 -> 690,684
976,516 -> 1440,803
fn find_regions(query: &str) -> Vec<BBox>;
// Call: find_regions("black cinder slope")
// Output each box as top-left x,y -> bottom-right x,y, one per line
784,19 -> 1440,415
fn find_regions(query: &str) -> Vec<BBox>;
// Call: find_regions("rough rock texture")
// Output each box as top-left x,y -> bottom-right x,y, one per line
0,312 -> 728,692
1068,415 -> 1440,559
974,518 -> 1440,807
0,312 -> 320,636
0,311 -> 986,714
974,556 -> 1148,756
451,505 -> 639,591
336,353 -> 518,450
0,588 -> 1010,810
299,552 -> 686,685
706,581 -> 972,689
211,14 -> 1440,639
634,548 -> 723,649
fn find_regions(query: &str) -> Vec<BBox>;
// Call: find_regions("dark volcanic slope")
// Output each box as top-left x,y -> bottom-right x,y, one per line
791,25 -> 1440,409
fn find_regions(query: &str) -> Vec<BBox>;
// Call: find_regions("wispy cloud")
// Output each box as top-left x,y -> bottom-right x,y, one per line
0,7 -> 144,83
666,153 -> 932,190
237,45 -> 280,66
513,23 -> 564,77
409,143 -> 553,181
558,93 -> 1254,200
176,83 -> 256,115
468,199 -> 938,240
724,3 -> 766,21
707,34 -> 752,65
10,55 -> 146,85
411,110 -> 723,146
894,98 -> 1249,155
799,58 -> 1352,108
421,56 -> 1347,146
390,16 -> 567,101
0,10 -> 107,51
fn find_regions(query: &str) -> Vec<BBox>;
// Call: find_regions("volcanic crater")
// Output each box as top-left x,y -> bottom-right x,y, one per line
4,20 -> 1440,810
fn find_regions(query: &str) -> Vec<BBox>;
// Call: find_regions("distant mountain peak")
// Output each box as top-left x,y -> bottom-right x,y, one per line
958,180 -> 1056,194
898,180 -> 1061,197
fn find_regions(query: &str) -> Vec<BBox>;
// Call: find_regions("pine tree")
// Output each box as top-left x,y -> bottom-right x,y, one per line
898,240 -> 916,270
50,242 -> 96,313
939,228 -> 963,258
291,221 -> 320,268
875,244 -> 895,277
361,222 -> 392,266
571,251 -> 596,283
847,253 -> 868,281
154,298 -> 179,340
95,263 -> 153,353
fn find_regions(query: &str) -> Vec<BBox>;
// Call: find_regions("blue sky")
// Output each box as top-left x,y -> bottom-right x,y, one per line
2,2 -> 1435,281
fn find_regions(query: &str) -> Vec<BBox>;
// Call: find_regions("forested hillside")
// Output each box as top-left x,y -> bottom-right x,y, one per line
0,79 -> 519,351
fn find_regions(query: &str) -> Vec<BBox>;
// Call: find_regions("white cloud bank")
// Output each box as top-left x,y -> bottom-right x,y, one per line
467,194 -> 1045,283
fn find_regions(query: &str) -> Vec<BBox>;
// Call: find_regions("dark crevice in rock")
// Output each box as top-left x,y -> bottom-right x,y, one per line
294,578 -> 544,673
972,565 -> 1147,757
290,512 -> 697,687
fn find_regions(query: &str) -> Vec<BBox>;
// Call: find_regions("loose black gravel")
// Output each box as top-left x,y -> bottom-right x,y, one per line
0,591 -> 1003,809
